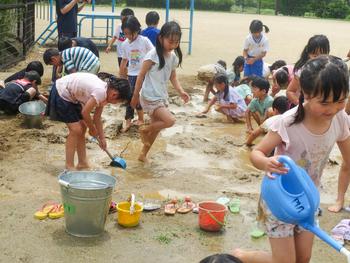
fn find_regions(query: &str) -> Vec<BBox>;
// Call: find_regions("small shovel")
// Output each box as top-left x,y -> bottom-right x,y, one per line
90,137 -> 127,169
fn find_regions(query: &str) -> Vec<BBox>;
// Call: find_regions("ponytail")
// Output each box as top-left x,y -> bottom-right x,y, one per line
263,24 -> 270,33
291,92 -> 305,125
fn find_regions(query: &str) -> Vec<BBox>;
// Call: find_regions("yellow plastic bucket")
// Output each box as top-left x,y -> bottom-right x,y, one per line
117,202 -> 143,227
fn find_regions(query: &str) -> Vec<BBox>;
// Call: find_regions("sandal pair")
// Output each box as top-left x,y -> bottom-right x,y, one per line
164,197 -> 196,215
34,202 -> 64,220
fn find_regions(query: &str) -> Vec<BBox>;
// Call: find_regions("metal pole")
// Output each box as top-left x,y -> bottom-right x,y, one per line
91,0 -> 95,37
166,0 -> 170,22
111,0 -> 116,37
49,0 -> 53,23
188,0 -> 194,55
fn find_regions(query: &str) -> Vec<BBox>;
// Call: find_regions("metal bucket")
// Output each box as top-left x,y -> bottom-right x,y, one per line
58,171 -> 116,237
18,101 -> 46,128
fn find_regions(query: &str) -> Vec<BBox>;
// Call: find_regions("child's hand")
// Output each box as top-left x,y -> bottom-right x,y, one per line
130,95 -> 139,109
264,156 -> 289,177
246,58 -> 255,65
89,127 -> 98,137
105,46 -> 111,53
180,92 -> 190,103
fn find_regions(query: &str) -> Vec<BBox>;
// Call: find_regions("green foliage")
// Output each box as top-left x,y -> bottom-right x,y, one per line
125,0 -> 234,11
278,0 -> 310,16
311,0 -> 350,19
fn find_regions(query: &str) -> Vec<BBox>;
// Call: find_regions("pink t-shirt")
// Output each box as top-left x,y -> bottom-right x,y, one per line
271,106 -> 350,187
56,72 -> 107,106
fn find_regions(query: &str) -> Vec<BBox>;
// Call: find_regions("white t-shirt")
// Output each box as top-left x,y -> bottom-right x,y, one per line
113,25 -> 126,57
121,35 -> 154,76
243,33 -> 269,57
56,72 -> 107,106
140,49 -> 178,102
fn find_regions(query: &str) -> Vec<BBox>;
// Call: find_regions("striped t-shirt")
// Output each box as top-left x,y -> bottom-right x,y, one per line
62,46 -> 99,72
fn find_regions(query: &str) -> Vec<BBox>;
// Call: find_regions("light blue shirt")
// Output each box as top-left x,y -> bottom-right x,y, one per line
248,95 -> 273,116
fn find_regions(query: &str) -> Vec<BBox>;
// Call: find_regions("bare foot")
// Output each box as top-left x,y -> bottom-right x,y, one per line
133,119 -> 144,126
121,120 -> 132,133
76,163 -> 91,171
138,153 -> 148,162
65,166 -> 77,171
328,201 -> 344,213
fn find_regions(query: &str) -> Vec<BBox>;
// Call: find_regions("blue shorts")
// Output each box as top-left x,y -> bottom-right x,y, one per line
46,83 -> 82,123
244,57 -> 263,77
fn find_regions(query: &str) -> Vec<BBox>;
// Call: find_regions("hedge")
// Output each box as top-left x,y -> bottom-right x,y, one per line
124,0 -> 234,11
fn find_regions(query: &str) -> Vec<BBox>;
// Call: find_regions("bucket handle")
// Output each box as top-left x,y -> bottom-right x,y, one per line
58,179 -> 69,188
207,211 -> 226,227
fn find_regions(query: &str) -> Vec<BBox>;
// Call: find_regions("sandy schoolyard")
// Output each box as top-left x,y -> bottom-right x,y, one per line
0,6 -> 350,263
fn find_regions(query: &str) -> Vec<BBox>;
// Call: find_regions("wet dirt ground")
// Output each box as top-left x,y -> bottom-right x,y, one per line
0,61 -> 349,262
1,7 -> 350,262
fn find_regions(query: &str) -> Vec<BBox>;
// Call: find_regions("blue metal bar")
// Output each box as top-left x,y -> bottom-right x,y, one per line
188,0 -> 194,54
166,0 -> 170,22
49,0 -> 53,23
91,0 -> 95,37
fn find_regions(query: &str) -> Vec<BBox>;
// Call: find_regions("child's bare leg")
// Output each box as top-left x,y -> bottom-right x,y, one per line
138,107 -> 175,161
328,161 -> 350,212
138,130 -> 160,162
121,119 -> 132,133
252,111 -> 262,125
75,121 -> 90,170
135,109 -> 144,126
233,236 -> 296,263
65,122 -> 80,170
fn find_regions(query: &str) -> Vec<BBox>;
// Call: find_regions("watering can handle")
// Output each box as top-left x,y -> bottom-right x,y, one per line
277,156 -> 316,213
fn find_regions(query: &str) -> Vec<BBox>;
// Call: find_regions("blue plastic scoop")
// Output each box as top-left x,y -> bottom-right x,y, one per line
261,155 -> 350,261
90,137 -> 127,169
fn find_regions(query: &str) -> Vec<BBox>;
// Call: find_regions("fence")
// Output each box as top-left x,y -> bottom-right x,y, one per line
0,0 -> 36,70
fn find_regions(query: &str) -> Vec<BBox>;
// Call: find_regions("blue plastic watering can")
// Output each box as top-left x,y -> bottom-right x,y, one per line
261,155 -> 350,261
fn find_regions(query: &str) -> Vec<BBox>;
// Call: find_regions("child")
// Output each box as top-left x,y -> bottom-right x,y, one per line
4,61 -> 44,84
234,55 -> 350,263
46,72 -> 130,170
200,254 -> 243,263
43,47 -> 100,77
141,11 -> 160,46
105,8 -> 134,67
287,35 -> 330,106
227,56 -> 245,86
245,76 -> 273,133
243,20 -> 270,77
58,36 -> 99,57
271,65 -> 294,97
119,15 -> 154,132
201,73 -> 247,122
246,95 -> 288,146
0,71 -> 47,114
130,21 -> 190,162
197,62 -> 227,102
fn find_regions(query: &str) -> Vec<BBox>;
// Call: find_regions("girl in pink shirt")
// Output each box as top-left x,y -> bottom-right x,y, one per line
234,55 -> 350,263
47,72 -> 130,170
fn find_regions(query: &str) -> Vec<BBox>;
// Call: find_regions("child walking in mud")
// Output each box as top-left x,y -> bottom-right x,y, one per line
46,72 -> 130,170
130,21 -> 190,162
201,73 -> 247,122
233,55 -> 350,263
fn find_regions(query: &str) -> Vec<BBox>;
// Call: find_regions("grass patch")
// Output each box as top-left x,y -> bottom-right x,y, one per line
154,232 -> 179,245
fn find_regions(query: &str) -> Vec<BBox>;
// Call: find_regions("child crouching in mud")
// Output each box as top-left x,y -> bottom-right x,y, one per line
46,72 -> 130,170
201,73 -> 247,122
130,21 -> 190,162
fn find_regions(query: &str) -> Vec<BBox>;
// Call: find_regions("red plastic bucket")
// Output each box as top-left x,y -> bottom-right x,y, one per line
198,201 -> 227,232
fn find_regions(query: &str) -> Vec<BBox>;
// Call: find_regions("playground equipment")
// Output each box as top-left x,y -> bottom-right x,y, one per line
35,0 -> 195,54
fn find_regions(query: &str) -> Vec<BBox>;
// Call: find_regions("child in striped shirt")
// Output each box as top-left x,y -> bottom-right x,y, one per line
43,47 -> 100,78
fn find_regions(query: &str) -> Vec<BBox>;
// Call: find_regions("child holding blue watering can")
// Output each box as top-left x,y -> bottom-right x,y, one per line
243,20 -> 269,78
233,55 -> 350,263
